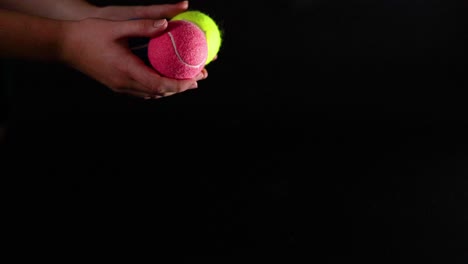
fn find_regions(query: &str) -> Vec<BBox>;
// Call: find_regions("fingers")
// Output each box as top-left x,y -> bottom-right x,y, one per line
151,76 -> 198,94
118,70 -> 204,99
126,57 -> 199,94
110,46 -> 210,99
116,52 -> 209,99
118,89 -> 152,99
197,68 -> 208,80
117,80 -> 177,100
130,77 -> 198,98
112,18 -> 168,39
133,1 -> 189,20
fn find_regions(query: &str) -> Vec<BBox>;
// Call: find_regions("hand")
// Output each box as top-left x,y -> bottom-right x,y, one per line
92,0 -> 190,21
60,17 -> 207,99
89,0 -> 215,97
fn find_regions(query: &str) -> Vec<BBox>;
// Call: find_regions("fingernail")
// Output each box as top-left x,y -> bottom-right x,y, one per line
189,82 -> 198,89
153,19 -> 167,28
195,72 -> 204,80
180,1 -> 189,8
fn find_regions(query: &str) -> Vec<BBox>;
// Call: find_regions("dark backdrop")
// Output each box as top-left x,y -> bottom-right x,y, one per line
3,0 -> 467,262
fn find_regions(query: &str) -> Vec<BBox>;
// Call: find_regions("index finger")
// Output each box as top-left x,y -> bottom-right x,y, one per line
155,75 -> 198,94
127,55 -> 196,94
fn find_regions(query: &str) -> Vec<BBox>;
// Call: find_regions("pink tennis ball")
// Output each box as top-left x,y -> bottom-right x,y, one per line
147,20 -> 208,80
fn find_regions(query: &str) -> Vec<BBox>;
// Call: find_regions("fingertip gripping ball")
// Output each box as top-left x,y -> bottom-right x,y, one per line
147,20 -> 208,80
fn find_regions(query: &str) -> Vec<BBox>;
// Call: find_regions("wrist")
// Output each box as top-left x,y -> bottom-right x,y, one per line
86,6 -> 107,19
61,3 -> 99,20
75,5 -> 100,20
91,6 -> 139,21
56,20 -> 77,65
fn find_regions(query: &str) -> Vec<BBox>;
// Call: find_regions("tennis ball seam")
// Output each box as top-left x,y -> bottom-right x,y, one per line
170,10 -> 222,65
167,32 -> 206,68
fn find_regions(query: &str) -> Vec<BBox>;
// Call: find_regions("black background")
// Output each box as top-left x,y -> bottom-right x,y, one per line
2,0 -> 467,262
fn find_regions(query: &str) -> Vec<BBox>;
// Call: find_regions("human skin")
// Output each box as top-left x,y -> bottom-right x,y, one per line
0,1 -> 209,99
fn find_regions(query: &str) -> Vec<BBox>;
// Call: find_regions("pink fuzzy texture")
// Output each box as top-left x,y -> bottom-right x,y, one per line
147,20 -> 208,80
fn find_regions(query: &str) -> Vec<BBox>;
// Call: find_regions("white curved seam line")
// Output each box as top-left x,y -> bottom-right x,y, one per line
168,32 -> 205,68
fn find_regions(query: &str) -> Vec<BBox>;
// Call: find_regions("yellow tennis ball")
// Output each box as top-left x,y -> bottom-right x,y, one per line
171,10 -> 222,65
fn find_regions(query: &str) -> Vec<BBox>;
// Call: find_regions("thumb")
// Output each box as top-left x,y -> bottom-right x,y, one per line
113,19 -> 168,38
